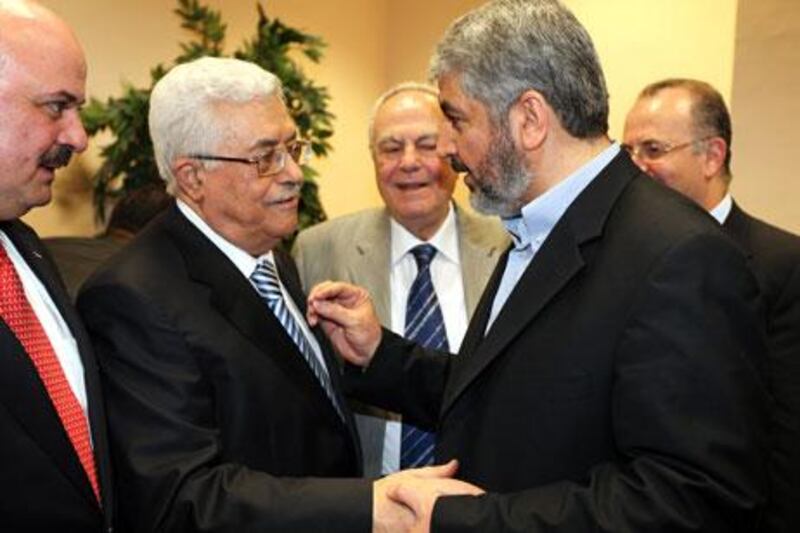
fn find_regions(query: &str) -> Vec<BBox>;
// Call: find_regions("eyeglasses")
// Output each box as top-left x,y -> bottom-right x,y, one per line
622,136 -> 713,162
188,139 -> 311,177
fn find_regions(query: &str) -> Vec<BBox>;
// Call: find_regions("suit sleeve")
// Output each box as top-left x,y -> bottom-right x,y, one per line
344,329 -> 450,430
430,233 -> 769,532
764,260 -> 800,528
77,282 -> 371,533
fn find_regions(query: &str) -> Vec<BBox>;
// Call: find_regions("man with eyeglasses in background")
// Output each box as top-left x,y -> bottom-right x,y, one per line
293,82 -> 508,478
77,57 -> 476,533
624,78 -> 800,533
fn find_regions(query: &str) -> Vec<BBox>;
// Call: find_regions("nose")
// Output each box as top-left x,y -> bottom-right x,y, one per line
628,152 -> 651,175
437,121 -> 457,158
279,150 -> 305,185
398,144 -> 421,171
59,109 -> 88,153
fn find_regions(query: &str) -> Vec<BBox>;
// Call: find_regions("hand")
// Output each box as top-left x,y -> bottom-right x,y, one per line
387,462 -> 485,533
373,460 -> 461,533
307,281 -> 382,366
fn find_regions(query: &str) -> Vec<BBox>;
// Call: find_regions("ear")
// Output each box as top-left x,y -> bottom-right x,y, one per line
702,137 -> 728,179
508,89 -> 549,151
173,158 -> 205,202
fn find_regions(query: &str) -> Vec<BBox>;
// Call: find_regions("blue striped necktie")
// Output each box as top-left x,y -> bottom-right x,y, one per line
401,244 -> 449,468
250,258 -> 345,421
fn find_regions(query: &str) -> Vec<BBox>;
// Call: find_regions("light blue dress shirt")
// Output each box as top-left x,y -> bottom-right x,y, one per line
486,143 -> 621,332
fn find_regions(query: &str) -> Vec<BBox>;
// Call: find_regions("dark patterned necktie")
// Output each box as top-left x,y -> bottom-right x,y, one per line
251,258 -> 344,421
401,244 -> 449,468
0,245 -> 100,503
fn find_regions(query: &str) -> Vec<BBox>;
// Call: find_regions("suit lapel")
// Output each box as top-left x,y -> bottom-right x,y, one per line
163,208 -> 349,429
351,211 -> 391,325
455,206 -> 507,316
0,220 -> 101,509
274,250 -> 362,448
442,152 -> 639,414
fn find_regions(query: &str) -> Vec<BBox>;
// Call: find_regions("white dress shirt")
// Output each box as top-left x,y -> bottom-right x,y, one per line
709,193 -> 733,224
382,203 -> 468,474
0,230 -> 89,417
176,201 -> 329,376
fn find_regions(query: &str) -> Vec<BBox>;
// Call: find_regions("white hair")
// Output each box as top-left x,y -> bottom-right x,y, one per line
148,56 -> 284,192
367,81 -> 439,148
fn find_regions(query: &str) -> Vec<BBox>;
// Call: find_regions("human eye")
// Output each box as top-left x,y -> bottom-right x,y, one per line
641,140 -> 668,160
378,142 -> 402,157
40,99 -> 70,119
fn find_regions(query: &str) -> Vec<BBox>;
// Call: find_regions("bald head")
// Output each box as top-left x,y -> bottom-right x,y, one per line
0,0 -> 88,220
0,0 -> 85,75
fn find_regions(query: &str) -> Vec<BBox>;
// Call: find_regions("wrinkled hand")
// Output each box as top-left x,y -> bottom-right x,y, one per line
373,460 -> 462,533
387,462 -> 485,533
307,281 -> 382,366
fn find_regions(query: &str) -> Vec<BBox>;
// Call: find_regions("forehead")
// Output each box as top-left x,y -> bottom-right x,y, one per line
374,91 -> 441,139
212,96 -> 296,148
0,21 -> 87,99
625,88 -> 696,139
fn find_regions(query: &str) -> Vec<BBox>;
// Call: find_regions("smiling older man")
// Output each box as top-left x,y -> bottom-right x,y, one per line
293,82 -> 507,478
76,57 -> 475,533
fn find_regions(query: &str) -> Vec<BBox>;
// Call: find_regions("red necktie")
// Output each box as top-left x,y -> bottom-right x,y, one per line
0,244 -> 100,504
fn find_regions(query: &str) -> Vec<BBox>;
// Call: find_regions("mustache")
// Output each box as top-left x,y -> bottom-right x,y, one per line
448,155 -> 469,173
39,145 -> 75,169
268,181 -> 302,204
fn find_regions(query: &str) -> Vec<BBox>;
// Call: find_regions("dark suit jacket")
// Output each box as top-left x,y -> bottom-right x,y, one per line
77,205 -> 371,533
0,220 -> 113,533
724,203 -> 800,533
44,234 -> 127,302
347,153 -> 769,532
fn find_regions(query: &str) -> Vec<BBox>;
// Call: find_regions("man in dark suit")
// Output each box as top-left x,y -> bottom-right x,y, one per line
0,1 -> 113,531
77,56 -> 473,533
307,1 -> 769,531
625,77 -> 800,533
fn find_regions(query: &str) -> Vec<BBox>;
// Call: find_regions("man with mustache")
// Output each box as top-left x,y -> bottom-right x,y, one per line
293,82 -> 507,478
308,0 -> 768,531
0,1 -> 114,531
77,57 -> 476,532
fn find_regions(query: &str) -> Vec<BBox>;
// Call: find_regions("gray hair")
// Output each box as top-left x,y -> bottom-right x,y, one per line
429,0 -> 608,138
367,81 -> 439,148
148,56 -> 284,192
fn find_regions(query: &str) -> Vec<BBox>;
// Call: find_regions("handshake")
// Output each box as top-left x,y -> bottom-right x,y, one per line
305,283 -> 485,531
372,460 -> 484,533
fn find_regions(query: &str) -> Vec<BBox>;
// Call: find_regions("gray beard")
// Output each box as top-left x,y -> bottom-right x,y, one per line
469,125 -> 531,218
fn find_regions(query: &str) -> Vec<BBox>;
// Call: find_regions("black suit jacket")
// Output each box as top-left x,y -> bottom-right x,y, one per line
347,153 -> 769,532
77,205 -> 372,533
724,203 -> 800,533
0,220 -> 113,533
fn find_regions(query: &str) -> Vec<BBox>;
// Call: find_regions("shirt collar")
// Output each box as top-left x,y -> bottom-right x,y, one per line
503,143 -> 621,250
709,193 -> 733,224
390,202 -> 460,266
176,200 -> 273,278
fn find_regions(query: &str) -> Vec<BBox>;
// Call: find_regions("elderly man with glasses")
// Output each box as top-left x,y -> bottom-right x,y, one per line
624,78 -> 800,533
76,57 -> 475,533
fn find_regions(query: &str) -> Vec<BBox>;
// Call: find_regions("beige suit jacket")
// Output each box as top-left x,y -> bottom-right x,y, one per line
292,204 -> 508,476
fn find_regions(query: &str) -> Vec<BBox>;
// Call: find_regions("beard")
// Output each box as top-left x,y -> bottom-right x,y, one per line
467,125 -> 531,218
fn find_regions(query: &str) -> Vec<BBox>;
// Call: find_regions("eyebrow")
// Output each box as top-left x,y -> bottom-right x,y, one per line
37,91 -> 85,106
377,133 -> 438,145
439,100 -> 463,119
248,131 -> 298,152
